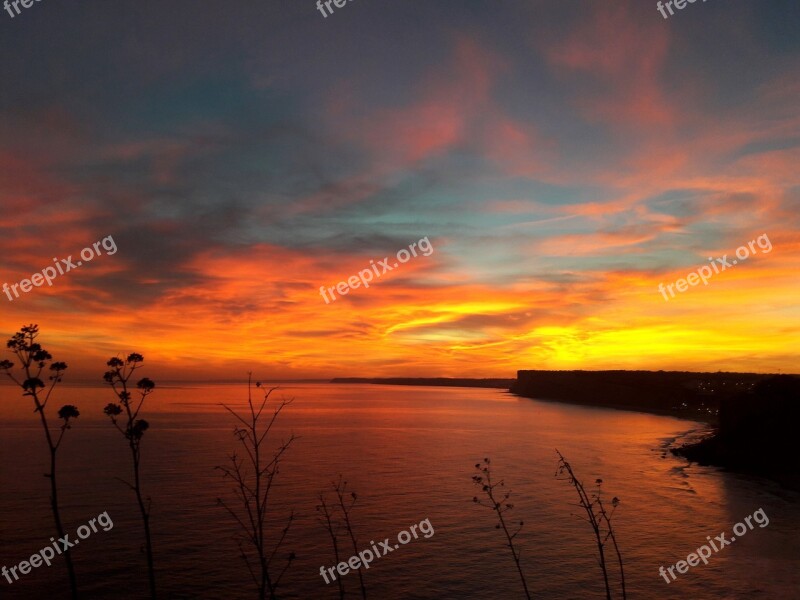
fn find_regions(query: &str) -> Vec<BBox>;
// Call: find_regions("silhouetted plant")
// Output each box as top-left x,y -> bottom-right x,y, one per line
317,474 -> 367,600
316,492 -> 346,600
555,450 -> 626,600
0,324 -> 79,599
472,458 -> 531,600
102,353 -> 157,598
216,376 -> 296,600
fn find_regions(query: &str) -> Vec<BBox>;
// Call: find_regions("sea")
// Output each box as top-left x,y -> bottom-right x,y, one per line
1,383 -> 798,599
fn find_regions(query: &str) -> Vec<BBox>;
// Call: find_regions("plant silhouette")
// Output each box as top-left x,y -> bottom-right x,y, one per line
102,353 -> 157,599
0,324 -> 79,599
317,476 -> 367,599
472,458 -> 531,599
216,376 -> 297,600
556,450 -> 626,600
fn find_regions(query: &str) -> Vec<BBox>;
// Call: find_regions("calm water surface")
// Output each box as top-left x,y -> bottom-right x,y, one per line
1,383 -> 798,599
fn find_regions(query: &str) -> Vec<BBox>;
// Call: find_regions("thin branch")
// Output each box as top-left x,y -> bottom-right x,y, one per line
472,458 -> 531,600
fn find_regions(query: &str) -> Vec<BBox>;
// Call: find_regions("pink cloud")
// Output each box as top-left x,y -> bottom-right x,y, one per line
326,36 -> 548,174
532,228 -> 660,257
545,1 -> 674,129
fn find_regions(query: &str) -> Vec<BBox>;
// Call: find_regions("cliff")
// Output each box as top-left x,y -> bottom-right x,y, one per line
511,369 -> 770,419
673,375 -> 800,489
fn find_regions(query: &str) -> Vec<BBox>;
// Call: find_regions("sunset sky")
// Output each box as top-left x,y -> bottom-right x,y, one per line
0,0 -> 798,380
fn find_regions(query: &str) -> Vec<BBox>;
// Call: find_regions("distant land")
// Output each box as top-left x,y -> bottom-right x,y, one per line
330,377 -> 514,388
510,369 -> 786,421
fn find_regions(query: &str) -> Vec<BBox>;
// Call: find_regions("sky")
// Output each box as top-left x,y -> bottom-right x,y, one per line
0,0 -> 798,380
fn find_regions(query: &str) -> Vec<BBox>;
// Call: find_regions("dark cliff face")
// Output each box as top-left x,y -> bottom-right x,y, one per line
675,375 -> 800,490
511,370 -> 768,417
718,375 -> 800,452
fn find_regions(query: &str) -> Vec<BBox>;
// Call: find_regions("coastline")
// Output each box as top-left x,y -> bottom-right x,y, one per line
330,373 -> 799,493
508,391 -> 719,425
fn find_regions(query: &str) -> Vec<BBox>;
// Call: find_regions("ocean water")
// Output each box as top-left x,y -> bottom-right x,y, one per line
0,383 -> 798,599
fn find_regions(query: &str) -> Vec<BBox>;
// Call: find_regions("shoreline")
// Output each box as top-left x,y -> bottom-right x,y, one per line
509,391 -> 719,425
